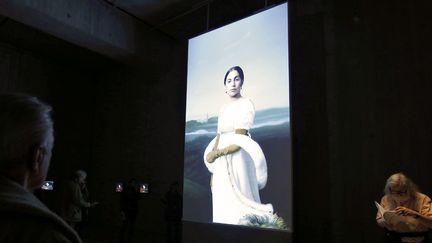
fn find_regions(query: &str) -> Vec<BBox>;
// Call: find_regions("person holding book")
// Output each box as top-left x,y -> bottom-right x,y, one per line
396,206 -> 432,229
376,172 -> 432,243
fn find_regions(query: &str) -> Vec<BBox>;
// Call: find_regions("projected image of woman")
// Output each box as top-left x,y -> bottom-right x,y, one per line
204,66 -> 275,226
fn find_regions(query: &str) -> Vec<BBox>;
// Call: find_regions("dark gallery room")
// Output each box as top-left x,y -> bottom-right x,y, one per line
1,1 -> 432,243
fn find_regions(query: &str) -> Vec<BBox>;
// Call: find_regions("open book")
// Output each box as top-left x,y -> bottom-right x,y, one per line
375,201 -> 418,232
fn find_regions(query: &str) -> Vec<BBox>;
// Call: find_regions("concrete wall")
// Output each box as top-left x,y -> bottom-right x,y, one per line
0,16 -> 186,242
0,24 -> 99,221
87,42 -> 187,241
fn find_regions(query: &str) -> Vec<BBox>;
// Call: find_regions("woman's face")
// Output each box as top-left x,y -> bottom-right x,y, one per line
390,186 -> 410,203
225,70 -> 243,98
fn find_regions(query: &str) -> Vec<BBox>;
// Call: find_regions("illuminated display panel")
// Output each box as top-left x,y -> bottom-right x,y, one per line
183,3 -> 291,231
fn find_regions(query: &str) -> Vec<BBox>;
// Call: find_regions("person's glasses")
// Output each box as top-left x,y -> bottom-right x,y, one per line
390,189 -> 407,195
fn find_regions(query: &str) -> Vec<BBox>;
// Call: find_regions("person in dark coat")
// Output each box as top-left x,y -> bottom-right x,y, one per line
119,178 -> 141,243
163,182 -> 182,243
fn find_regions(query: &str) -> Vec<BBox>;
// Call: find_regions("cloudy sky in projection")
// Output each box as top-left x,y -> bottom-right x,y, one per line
186,3 -> 288,121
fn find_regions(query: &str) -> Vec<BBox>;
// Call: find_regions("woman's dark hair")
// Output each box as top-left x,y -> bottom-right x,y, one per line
224,66 -> 244,86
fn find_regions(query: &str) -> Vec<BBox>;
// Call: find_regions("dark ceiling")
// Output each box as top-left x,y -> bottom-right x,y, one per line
0,15 -> 114,69
0,0 -> 287,68
105,0 -> 287,40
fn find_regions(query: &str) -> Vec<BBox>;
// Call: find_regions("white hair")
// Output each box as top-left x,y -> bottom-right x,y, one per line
384,172 -> 419,198
0,93 -> 53,171
74,169 -> 87,179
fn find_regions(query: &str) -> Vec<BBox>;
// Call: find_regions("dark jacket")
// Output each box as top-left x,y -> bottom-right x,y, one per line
0,176 -> 81,243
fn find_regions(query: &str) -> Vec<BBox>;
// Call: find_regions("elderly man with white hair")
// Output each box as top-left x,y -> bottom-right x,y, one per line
0,93 -> 81,243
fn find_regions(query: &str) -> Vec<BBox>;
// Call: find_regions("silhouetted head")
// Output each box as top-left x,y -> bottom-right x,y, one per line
0,93 -> 54,189
74,169 -> 87,184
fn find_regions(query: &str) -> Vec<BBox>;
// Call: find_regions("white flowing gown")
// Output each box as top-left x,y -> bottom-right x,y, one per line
204,97 -> 273,225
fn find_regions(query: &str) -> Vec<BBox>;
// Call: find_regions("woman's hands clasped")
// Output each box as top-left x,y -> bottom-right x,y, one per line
395,206 -> 420,218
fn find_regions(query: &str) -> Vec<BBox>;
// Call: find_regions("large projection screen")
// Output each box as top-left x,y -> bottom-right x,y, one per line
183,2 -> 291,231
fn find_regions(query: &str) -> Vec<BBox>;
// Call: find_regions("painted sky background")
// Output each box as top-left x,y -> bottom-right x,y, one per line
186,3 -> 288,121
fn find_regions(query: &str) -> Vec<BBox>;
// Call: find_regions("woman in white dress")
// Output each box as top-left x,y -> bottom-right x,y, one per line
204,66 -> 274,225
